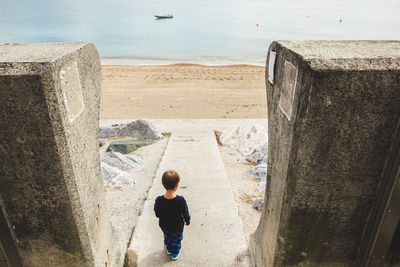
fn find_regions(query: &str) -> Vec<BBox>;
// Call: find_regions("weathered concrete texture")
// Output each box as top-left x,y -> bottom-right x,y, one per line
0,43 -> 118,266
250,41 -> 400,266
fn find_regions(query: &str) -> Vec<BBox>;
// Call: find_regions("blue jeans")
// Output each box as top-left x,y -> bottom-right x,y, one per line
163,231 -> 183,254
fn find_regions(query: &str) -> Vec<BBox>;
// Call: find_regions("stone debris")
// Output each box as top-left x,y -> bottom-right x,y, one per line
246,142 -> 268,164
101,151 -> 144,172
107,139 -> 155,154
252,197 -> 264,211
99,138 -> 106,147
99,119 -> 163,139
100,151 -> 144,189
247,163 -> 267,182
101,162 -> 135,188
219,125 -> 268,157
219,125 -> 269,211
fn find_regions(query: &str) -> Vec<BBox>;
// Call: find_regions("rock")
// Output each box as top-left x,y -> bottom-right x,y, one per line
100,151 -> 145,189
247,163 -> 267,182
252,197 -> 264,211
101,162 -> 135,188
246,142 -> 268,164
99,124 -> 119,137
99,119 -> 163,139
126,155 -> 145,166
101,151 -> 144,172
219,125 -> 268,156
99,138 -> 106,147
107,139 -> 155,154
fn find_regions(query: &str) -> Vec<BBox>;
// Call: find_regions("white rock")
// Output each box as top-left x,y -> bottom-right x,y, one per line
219,125 -> 267,156
246,142 -> 268,164
100,152 -> 144,189
101,162 -> 135,189
126,155 -> 145,165
101,151 -> 144,172
99,119 -> 163,139
99,125 -> 120,138
247,163 -> 267,182
252,197 -> 264,211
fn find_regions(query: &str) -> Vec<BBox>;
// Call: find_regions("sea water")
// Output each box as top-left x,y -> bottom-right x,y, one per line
1,0 -> 399,65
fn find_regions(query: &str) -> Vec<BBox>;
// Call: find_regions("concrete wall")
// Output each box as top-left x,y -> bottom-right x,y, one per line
250,41 -> 400,266
0,43 -> 119,266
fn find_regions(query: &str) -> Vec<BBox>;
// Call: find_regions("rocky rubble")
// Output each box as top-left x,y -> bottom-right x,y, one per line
98,119 -> 162,189
252,197 -> 264,211
219,125 -> 267,157
100,151 -> 144,189
101,151 -> 144,172
99,119 -> 163,139
247,163 -> 267,182
101,162 -> 135,188
219,124 -> 268,211
246,142 -> 268,164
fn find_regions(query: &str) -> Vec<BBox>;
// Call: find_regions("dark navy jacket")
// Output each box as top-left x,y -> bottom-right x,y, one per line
154,195 -> 190,234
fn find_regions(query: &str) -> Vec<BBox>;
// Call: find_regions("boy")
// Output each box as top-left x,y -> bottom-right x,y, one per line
154,170 -> 190,260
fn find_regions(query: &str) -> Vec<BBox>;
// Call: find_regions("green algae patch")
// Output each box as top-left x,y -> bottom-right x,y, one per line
107,139 -> 155,154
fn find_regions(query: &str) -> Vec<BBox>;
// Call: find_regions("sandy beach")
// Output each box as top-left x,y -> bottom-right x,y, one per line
100,64 -> 267,119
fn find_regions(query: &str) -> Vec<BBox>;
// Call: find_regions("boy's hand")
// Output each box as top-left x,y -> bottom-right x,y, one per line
186,222 -> 190,226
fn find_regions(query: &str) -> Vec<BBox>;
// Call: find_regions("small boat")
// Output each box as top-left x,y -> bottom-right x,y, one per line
154,14 -> 173,19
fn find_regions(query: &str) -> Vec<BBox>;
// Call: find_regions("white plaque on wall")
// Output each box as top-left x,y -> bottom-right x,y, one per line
268,51 -> 276,84
279,60 -> 298,121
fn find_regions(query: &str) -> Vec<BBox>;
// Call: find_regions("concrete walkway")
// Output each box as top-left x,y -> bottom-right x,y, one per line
127,122 -> 253,266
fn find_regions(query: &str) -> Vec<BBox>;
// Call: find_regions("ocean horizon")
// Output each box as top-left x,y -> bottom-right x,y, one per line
1,0 -> 400,65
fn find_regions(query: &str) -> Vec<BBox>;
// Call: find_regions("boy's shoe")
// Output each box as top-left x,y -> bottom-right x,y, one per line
171,249 -> 181,261
165,245 -> 172,255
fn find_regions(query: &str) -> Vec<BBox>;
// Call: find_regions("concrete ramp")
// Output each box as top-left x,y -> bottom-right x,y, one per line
128,127 -> 248,266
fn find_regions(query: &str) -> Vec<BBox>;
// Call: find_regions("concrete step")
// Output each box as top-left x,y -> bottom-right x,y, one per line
128,129 -> 248,266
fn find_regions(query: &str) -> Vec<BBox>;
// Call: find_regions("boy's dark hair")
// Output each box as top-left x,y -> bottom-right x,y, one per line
162,170 -> 180,190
